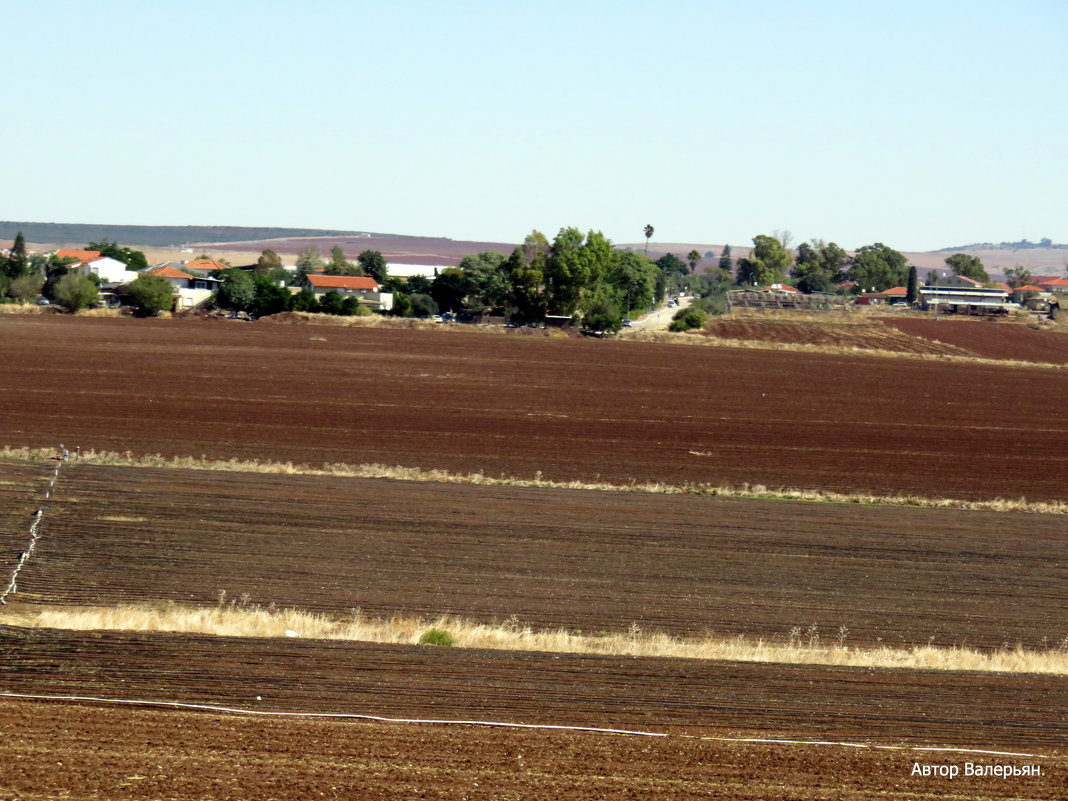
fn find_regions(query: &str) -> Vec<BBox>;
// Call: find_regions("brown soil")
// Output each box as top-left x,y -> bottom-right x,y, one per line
2,316 -> 1066,502
3,699 -> 1060,801
702,319 -> 972,355
881,317 -> 1068,364
5,462 -> 1065,649
2,628 -> 1065,753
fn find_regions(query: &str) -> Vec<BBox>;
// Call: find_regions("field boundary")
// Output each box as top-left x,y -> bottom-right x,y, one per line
0,692 -> 1058,760
624,326 -> 1067,370
2,447 -> 1064,514
4,603 -> 1066,675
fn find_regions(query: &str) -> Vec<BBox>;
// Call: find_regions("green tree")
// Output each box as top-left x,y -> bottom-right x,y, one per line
791,239 -> 846,293
687,249 -> 702,273
718,244 -> 733,277
906,266 -> 919,304
501,240 -> 546,323
643,224 -> 654,255
848,243 -> 907,292
409,292 -> 438,317
4,232 -> 28,278
459,251 -> 509,309
252,276 -> 291,317
126,274 -> 175,316
295,246 -> 324,278
357,250 -> 387,284
1004,266 -> 1033,288
339,296 -> 362,316
52,273 -> 98,312
317,290 -> 343,315
407,274 -> 433,295
256,249 -> 283,274
736,235 -> 791,286
325,245 -> 358,275
8,274 -> 43,303
217,269 -> 256,311
944,253 -> 989,282
580,290 -> 623,334
290,288 -> 320,313
87,240 -> 149,271
389,291 -> 412,317
606,251 -> 658,313
656,252 -> 690,295
430,268 -> 471,313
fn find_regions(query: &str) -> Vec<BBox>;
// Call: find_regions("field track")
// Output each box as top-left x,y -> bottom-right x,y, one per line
3,700 -> 1060,801
4,462 -> 1065,648
2,315 -> 1067,502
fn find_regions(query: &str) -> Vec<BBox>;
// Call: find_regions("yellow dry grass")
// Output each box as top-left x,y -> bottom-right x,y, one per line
2,446 -> 1064,515
623,326 -> 1065,370
3,602 -> 1064,675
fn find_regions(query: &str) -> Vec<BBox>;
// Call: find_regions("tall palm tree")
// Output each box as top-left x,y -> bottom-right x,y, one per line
687,249 -> 701,273
644,224 -> 654,255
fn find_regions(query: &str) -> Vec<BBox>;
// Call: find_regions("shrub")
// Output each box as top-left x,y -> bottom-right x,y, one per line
126,274 -> 175,316
52,273 -> 99,313
668,306 -> 707,332
8,274 -> 44,304
418,628 -> 455,647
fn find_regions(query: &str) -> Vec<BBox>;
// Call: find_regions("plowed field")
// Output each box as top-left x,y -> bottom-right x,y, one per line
4,462 -> 1065,649
2,628 -> 1065,751
2,315 -> 1067,502
881,317 -> 1068,364
3,699 -> 1060,801
701,319 -> 971,355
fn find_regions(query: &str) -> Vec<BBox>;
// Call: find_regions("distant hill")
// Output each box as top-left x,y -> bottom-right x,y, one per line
934,239 -> 1066,252
0,222 -> 402,248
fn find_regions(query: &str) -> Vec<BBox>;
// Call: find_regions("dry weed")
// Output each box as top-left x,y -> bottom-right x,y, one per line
3,602 -> 1064,675
1,446 -> 1064,514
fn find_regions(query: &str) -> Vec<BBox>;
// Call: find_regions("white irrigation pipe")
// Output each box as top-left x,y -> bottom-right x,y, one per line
0,691 -> 1058,760
0,457 -> 63,605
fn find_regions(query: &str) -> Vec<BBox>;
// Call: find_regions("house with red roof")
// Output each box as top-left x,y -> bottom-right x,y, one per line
301,274 -> 392,310
138,264 -> 221,310
54,249 -> 137,285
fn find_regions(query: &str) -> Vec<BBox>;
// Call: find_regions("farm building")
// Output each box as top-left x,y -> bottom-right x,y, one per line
918,275 -> 1014,315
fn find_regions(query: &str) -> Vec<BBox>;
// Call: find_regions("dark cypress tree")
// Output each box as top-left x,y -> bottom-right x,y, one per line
906,266 -> 919,304
7,231 -> 27,278
718,244 -> 733,276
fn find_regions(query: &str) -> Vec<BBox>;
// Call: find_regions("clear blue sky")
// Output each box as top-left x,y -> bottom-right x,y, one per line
5,0 -> 1066,250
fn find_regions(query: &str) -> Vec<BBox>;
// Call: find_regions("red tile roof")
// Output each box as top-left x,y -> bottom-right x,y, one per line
763,283 -> 800,293
184,258 -> 229,273
145,265 -> 194,280
55,249 -> 102,264
306,275 -> 379,290
882,286 -> 907,296
1037,277 -> 1068,287
1015,284 -> 1045,292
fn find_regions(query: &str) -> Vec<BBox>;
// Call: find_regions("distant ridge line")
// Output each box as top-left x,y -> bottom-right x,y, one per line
0,222 -> 424,248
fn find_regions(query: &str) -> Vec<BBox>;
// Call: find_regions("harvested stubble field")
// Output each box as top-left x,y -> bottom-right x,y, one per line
2,315 -> 1067,502
3,462 -> 1065,651
3,700 -> 1060,801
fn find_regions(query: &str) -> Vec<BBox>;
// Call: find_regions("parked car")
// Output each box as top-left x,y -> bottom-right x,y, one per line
622,318 -> 633,327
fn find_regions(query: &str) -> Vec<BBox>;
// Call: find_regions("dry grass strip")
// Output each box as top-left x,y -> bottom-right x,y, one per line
621,327 -> 1066,370
3,602 -> 1066,675
2,446 -> 1064,515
